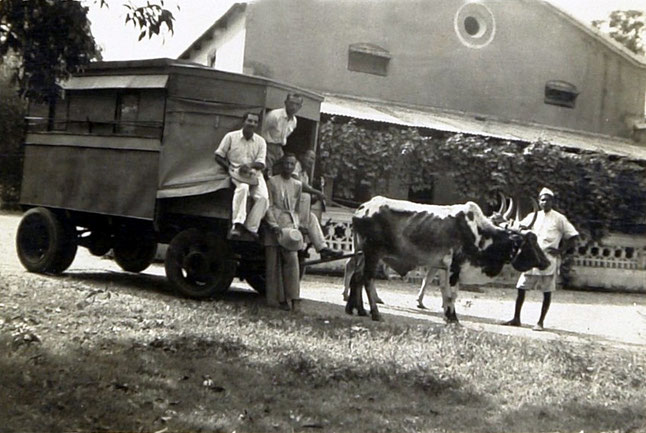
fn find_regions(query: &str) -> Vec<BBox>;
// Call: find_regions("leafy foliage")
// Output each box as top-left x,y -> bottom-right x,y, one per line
0,0 -> 99,103
0,77 -> 25,207
122,0 -> 176,41
0,0 -> 175,103
593,10 -> 646,55
319,118 -> 646,240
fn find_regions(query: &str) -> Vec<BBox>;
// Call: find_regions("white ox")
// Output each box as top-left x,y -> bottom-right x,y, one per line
344,196 -> 549,322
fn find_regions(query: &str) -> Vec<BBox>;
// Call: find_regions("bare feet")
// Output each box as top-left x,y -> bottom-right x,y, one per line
502,319 -> 521,327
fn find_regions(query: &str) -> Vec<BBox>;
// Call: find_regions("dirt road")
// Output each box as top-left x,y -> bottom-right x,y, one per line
2,211 -> 645,350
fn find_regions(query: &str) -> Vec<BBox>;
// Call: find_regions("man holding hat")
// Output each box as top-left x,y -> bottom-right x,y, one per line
215,112 -> 268,240
504,187 -> 579,331
264,153 -> 304,311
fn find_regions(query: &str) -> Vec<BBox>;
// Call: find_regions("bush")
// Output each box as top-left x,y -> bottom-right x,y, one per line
0,78 -> 25,208
319,118 -> 646,241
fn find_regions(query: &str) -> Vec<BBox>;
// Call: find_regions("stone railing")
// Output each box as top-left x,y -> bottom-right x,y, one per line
568,234 -> 646,292
312,206 -> 646,293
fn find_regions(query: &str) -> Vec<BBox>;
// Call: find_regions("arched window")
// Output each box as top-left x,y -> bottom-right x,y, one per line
347,43 -> 391,76
544,80 -> 579,108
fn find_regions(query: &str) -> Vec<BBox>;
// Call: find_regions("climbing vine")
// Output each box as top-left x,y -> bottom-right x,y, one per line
318,117 -> 646,241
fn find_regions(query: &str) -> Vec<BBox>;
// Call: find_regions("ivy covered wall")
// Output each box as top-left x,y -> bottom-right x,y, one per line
318,117 -> 646,241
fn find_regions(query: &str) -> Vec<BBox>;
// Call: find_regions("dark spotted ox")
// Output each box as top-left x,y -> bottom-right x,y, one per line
345,196 -> 550,322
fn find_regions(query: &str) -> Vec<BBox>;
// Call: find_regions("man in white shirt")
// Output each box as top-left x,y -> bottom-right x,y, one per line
215,112 -> 268,240
503,187 -> 579,331
261,93 -> 303,176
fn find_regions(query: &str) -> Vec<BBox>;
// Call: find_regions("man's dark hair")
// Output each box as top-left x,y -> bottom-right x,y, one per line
242,111 -> 260,121
285,93 -> 304,103
281,152 -> 297,161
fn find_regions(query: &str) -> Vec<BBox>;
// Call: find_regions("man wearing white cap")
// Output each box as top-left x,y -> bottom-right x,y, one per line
503,187 -> 579,331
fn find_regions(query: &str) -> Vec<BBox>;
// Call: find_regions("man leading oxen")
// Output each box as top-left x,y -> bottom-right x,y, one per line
345,195 -> 550,322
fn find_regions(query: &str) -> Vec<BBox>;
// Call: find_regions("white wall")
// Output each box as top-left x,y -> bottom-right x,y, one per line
186,11 -> 246,74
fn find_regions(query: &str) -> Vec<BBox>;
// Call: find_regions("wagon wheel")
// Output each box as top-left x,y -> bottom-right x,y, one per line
16,207 -> 78,274
165,229 -> 236,298
113,231 -> 158,273
87,231 -> 113,256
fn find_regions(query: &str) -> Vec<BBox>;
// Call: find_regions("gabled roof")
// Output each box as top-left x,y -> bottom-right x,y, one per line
180,1 -> 645,67
178,3 -> 247,60
322,93 -> 646,161
541,0 -> 646,68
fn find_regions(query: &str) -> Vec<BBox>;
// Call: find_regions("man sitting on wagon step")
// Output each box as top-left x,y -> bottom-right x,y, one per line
215,112 -> 268,241
294,149 -> 343,260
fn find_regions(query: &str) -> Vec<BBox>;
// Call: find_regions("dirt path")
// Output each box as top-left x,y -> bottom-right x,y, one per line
2,211 -> 645,351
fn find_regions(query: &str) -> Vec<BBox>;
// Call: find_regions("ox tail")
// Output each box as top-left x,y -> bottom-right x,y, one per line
349,229 -> 365,288
344,229 -> 366,314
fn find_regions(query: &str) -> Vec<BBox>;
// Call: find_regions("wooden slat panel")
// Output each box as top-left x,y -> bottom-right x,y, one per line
20,145 -> 158,219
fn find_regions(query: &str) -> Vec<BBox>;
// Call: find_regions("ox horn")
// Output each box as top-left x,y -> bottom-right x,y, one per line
497,192 -> 508,215
525,197 -> 540,230
503,197 -> 515,221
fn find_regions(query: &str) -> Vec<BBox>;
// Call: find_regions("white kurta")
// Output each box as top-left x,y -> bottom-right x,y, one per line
520,209 -> 579,275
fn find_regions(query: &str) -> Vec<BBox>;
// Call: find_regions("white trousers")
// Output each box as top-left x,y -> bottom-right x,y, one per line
298,192 -> 327,251
231,176 -> 269,233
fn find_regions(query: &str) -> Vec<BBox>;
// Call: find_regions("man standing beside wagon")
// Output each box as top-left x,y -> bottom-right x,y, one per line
262,93 -> 304,176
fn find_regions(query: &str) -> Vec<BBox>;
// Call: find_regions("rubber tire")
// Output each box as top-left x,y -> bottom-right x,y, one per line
165,229 -> 235,298
113,234 -> 158,273
16,207 -> 77,274
87,231 -> 113,256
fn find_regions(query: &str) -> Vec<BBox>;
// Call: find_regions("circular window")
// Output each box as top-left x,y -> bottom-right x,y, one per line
464,16 -> 481,36
455,3 -> 496,48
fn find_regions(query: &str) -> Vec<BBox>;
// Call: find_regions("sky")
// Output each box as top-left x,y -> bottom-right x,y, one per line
87,0 -> 646,61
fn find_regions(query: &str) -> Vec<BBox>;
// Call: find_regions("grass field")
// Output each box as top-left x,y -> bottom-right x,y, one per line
1,271 -> 645,433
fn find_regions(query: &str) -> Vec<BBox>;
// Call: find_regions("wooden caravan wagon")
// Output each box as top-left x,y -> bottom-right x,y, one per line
17,58 -> 324,297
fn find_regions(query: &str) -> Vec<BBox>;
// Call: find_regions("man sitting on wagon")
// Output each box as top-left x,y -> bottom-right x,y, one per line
294,149 -> 343,260
214,112 -> 268,241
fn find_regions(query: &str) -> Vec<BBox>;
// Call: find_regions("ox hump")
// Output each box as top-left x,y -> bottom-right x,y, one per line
355,196 -> 472,220
460,201 -> 498,250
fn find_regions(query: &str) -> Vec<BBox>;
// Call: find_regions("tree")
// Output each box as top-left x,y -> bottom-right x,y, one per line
592,10 -> 646,56
0,0 -> 175,104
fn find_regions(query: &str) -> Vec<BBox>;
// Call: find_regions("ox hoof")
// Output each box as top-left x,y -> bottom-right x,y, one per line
344,304 -> 354,315
417,302 -> 426,309
357,309 -> 368,317
444,310 -> 459,323
371,312 -> 382,321
376,298 -> 384,304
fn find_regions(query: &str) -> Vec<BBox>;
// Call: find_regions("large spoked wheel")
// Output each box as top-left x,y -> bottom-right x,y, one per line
16,207 -> 78,274
113,232 -> 158,273
165,229 -> 236,298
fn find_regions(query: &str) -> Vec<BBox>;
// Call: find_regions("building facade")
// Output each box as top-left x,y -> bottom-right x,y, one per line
180,0 -> 646,291
182,0 -> 646,142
